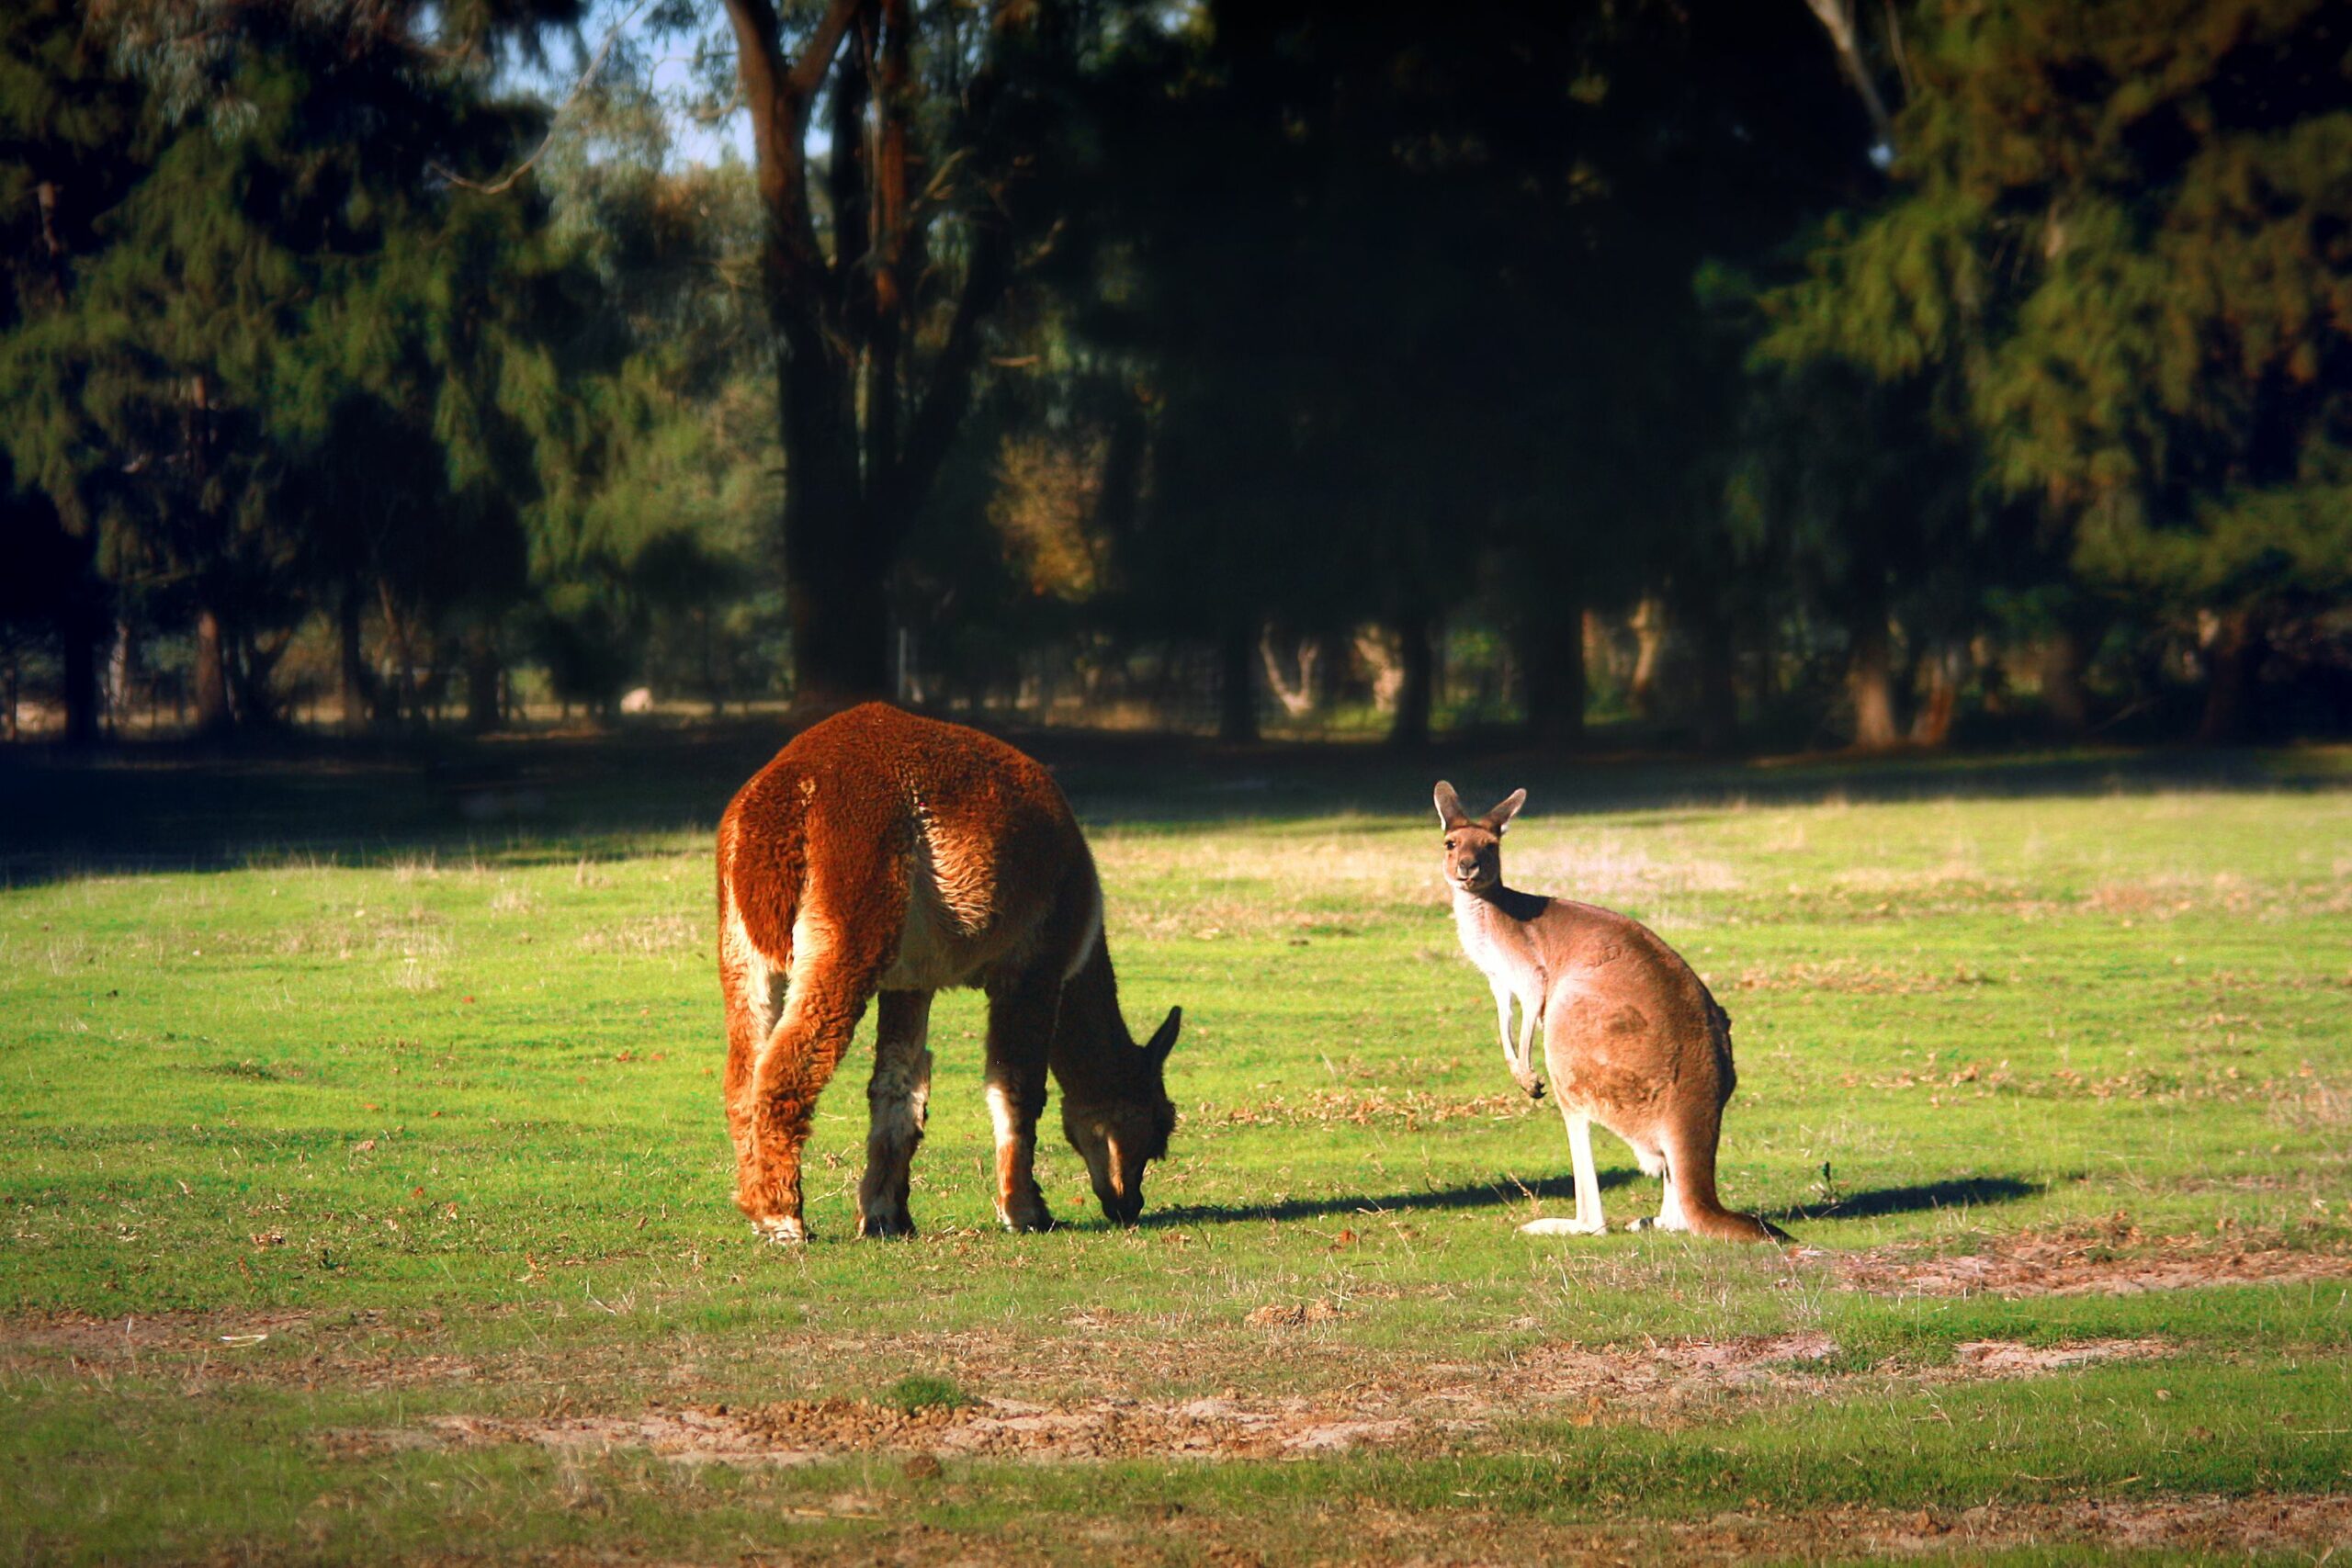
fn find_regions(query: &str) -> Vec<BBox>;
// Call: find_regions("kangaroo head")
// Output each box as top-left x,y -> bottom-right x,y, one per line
1433,782 -> 1526,894
1061,1005 -> 1181,1226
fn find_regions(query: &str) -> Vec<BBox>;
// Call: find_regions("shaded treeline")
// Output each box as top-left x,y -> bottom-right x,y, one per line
4,0 -> 2348,750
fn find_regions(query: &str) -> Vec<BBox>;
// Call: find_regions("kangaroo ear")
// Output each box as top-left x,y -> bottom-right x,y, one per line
1433,781 -> 1468,829
1144,1006 -> 1182,1066
1486,788 -> 1528,831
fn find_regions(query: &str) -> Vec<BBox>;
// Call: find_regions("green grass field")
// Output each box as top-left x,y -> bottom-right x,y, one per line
4,732 -> 2349,1563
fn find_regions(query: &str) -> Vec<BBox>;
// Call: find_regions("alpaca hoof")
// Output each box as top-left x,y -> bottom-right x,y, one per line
751,1213 -> 806,1245
998,1207 -> 1057,1235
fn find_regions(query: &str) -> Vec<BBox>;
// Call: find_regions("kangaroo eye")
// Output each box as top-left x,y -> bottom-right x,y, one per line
1444,837 -> 1457,850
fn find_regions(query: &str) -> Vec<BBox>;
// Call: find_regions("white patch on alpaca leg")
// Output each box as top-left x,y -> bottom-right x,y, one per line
752,1213 -> 806,1245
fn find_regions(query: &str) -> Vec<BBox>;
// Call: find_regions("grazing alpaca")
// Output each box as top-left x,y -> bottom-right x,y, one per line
718,704 -> 1180,1241
1434,782 -> 1789,1244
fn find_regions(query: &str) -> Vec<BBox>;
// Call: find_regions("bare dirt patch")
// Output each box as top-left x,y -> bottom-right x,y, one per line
2,1307 -> 320,1356
1834,1227 -> 2352,1298
1634,1494 -> 2352,1563
314,1329 -> 2178,1472
1948,1337 -> 2167,1374
400,1393 -> 1419,1465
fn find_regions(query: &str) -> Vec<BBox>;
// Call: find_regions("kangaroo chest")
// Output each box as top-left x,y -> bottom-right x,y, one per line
1453,893 -> 1549,997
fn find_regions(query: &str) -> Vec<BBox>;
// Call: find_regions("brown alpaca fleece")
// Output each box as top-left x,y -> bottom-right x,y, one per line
717,703 -> 1179,1242
1434,781 -> 1790,1245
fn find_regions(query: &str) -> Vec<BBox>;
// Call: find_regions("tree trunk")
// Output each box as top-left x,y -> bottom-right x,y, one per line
727,0 -> 1017,711
1848,613 -> 1900,750
2197,607 -> 2267,745
1628,595 -> 1667,721
60,611 -> 103,748
1910,644 -> 1961,749
107,618 -> 136,736
1216,619 -> 1259,743
1388,614 -> 1435,750
465,626 -> 502,734
2040,626 -> 2094,738
192,606 -> 232,738
1691,599 -> 1738,754
339,581 -> 374,735
1519,593 -> 1585,746
1259,629 -> 1319,718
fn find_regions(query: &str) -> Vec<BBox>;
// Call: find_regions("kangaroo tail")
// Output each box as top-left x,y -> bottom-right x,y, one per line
1668,1120 -> 1793,1246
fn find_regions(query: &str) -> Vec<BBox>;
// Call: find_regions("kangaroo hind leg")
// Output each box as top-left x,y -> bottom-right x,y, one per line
1520,1107 -> 1610,1237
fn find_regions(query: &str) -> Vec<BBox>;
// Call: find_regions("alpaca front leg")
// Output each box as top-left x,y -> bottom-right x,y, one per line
983,972 -> 1059,1233
858,991 -> 933,1238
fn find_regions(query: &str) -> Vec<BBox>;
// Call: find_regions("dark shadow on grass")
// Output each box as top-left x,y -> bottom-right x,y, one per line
1135,1171 -> 2041,1231
1136,1168 -> 1636,1229
1758,1175 -> 2041,1224
4,712 -> 2344,886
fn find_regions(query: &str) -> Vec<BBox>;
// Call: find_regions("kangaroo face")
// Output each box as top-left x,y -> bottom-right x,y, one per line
1442,823 -> 1502,893
1433,781 -> 1527,895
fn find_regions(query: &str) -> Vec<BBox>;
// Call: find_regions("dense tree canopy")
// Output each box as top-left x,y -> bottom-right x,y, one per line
2,0 -> 2345,747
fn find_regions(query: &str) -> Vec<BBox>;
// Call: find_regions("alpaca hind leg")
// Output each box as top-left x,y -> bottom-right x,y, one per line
721,937 -> 786,1223
858,990 -> 934,1238
744,918 -> 887,1243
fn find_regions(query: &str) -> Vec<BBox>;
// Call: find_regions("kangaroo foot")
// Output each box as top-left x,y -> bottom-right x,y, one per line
1518,1215 -> 1607,1237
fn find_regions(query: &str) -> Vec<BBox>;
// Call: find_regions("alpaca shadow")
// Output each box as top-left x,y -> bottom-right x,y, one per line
1139,1171 -> 2040,1231
1758,1175 -> 2041,1224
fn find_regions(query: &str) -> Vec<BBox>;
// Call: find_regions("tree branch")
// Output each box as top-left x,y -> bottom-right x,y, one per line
428,0 -> 654,196
1804,0 -> 1896,152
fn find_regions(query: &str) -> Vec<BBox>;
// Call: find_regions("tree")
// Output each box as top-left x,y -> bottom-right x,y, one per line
1769,0 -> 2352,741
0,0 -> 149,742
4,0 -> 604,735
714,0 -> 1080,705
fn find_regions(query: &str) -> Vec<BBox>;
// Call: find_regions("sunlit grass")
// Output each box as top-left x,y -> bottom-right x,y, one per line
2,749 -> 2347,1562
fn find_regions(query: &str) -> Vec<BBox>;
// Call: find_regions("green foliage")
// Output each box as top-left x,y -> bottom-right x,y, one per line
886,1375 -> 977,1414
1770,0 -> 2352,622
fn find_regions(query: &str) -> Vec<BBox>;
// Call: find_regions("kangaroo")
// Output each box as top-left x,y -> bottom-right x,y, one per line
1434,782 -> 1789,1244
718,703 -> 1181,1242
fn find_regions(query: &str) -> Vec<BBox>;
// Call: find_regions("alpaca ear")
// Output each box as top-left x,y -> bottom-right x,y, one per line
1486,788 -> 1528,832
1144,1006 -> 1182,1066
1433,781 -> 1468,829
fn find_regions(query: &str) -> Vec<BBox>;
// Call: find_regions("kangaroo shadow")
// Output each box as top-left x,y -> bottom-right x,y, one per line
1758,1175 -> 2041,1224
1139,1168 -> 1635,1229
1139,1171 -> 2040,1231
